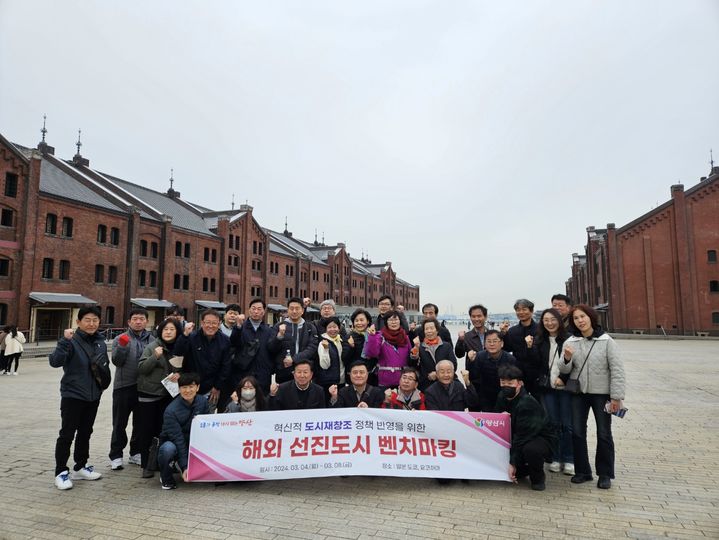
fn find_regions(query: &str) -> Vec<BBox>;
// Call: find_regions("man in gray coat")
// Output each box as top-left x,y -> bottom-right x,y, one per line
109,308 -> 152,470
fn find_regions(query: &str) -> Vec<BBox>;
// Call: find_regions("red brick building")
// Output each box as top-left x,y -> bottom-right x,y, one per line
566,167 -> 719,335
0,129 -> 420,339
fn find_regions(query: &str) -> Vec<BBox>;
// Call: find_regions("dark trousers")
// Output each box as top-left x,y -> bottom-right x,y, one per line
4,353 -> 20,373
109,385 -> 140,460
514,437 -> 553,484
542,389 -> 574,463
158,441 -> 179,485
55,397 -> 100,475
136,397 -> 172,468
571,393 -> 614,478
0,350 -> 6,371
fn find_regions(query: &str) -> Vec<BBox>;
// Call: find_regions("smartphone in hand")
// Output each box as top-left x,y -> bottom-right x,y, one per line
605,401 -> 628,418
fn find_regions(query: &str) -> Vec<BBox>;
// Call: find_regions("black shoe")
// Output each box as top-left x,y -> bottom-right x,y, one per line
141,469 -> 154,478
531,482 -> 546,491
571,474 -> 593,484
597,476 -> 611,489
161,481 -> 177,490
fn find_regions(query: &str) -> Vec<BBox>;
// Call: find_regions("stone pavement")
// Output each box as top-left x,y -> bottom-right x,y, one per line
0,338 -> 717,540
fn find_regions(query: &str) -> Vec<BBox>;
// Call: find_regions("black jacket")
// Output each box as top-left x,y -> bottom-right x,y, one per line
502,321 -> 540,385
424,380 -> 478,411
454,327 -> 486,358
174,330 -> 232,395
49,330 -> 108,402
529,333 -> 569,391
332,384 -> 385,408
495,387 -> 557,466
267,319 -> 319,384
341,331 -> 377,384
467,350 -> 517,412
270,381 -> 326,410
159,394 -> 210,471
230,319 -> 274,391
414,340 -> 457,391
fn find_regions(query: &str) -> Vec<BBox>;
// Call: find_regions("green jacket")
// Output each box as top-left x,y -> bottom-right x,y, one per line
497,387 -> 557,466
137,338 -> 179,397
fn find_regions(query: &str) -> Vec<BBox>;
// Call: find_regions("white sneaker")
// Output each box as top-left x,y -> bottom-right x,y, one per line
110,458 -> 124,470
71,465 -> 102,481
563,463 -> 575,476
548,461 -> 562,473
11,371 -> 17,376
55,471 -> 73,490
128,454 -> 142,466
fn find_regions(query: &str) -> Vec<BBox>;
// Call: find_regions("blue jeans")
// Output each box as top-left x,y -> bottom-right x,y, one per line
542,390 -> 574,464
158,441 -> 178,485
571,393 -> 614,478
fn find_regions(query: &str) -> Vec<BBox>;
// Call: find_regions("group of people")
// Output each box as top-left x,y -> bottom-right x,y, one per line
47,293 -> 626,493
0,325 -> 25,375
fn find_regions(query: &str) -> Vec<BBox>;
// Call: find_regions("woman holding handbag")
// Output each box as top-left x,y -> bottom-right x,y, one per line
559,305 -> 625,489
532,309 -> 573,476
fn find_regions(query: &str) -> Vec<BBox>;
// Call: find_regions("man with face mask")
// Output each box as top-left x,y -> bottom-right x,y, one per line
496,364 -> 557,491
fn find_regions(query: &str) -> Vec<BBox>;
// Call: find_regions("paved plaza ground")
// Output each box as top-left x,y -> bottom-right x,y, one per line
0,338 -> 717,540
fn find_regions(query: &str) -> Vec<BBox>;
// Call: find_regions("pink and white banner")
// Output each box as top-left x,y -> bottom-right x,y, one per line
187,408 -> 511,482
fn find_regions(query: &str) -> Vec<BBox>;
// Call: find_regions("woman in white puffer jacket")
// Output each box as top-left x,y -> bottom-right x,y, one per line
559,305 -> 625,490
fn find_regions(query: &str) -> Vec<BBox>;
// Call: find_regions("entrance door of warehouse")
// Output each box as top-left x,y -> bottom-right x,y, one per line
34,308 -> 71,342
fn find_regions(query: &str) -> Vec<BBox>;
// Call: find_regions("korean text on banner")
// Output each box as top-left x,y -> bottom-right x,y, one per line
188,408 -> 511,482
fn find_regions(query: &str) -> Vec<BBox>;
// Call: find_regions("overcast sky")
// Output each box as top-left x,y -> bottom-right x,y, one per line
1,1 -> 717,315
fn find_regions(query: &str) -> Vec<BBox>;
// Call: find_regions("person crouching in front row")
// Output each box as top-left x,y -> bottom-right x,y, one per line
157,372 -> 209,490
496,364 -> 557,491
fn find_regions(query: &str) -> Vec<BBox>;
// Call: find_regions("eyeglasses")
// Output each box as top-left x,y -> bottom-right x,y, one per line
400,375 -> 417,382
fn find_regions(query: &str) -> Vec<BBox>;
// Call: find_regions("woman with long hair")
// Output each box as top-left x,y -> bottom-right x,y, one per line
136,318 -> 182,478
3,325 -> 26,375
533,308 -> 573,476
559,304 -> 626,489
225,376 -> 267,412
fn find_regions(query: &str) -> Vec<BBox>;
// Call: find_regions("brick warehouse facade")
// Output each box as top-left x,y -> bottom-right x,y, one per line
0,131 -> 420,340
566,166 -> 719,336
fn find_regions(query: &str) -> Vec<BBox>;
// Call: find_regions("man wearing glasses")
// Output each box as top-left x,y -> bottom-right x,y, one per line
174,310 -> 232,413
382,367 -> 426,410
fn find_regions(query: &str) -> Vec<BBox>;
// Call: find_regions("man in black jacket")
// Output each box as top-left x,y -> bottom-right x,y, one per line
173,310 -> 232,413
328,361 -> 385,408
269,359 -> 325,410
49,307 -> 108,490
157,372 -> 209,489
496,364 -> 556,491
501,299 -> 539,395
467,330 -> 518,412
410,303 -> 453,346
267,297 -> 318,384
230,298 -> 274,393
455,304 -> 488,361
375,295 -> 410,332
424,360 -> 478,411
